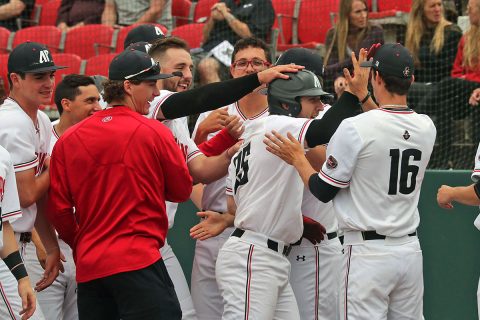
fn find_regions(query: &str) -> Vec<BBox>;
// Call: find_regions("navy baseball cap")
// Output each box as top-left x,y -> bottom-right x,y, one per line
124,24 -> 165,49
8,41 -> 67,74
360,43 -> 414,79
276,48 -> 324,77
109,49 -> 174,81
125,41 -> 152,54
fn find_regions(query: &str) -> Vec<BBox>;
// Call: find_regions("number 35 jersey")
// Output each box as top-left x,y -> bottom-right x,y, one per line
226,115 -> 313,244
319,108 -> 436,237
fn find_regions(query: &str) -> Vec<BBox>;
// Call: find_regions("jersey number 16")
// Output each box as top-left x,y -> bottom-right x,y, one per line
388,148 -> 422,195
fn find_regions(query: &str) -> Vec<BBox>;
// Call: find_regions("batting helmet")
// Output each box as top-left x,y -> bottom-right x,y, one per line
267,69 -> 331,117
276,48 -> 324,78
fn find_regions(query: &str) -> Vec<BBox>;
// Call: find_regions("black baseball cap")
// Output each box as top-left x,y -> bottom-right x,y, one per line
360,43 -> 414,79
109,49 -> 174,81
8,41 -> 67,74
124,24 -> 165,49
276,48 -> 324,77
125,41 -> 151,54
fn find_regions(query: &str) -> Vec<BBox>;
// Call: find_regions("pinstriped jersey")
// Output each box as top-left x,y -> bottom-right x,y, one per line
0,98 -> 52,232
319,107 -> 436,237
193,102 -> 269,213
148,91 -> 203,228
472,142 -> 480,182
226,115 -> 313,244
0,146 -> 22,249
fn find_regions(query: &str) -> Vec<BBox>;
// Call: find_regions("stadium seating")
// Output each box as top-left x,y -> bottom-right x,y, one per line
12,26 -> 63,52
115,23 -> 168,52
171,23 -> 204,49
64,24 -> 115,59
37,0 -> 61,26
271,0 -> 296,47
0,54 -> 9,94
172,0 -> 193,27
0,27 -> 10,53
297,0 -> 339,44
84,53 -> 117,77
193,0 -> 218,23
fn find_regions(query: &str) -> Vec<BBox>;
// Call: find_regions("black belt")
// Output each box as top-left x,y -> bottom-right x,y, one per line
231,228 -> 291,256
361,230 -> 417,240
292,231 -> 338,246
19,232 -> 32,243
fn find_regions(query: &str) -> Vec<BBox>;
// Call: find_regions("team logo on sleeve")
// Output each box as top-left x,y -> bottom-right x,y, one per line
403,130 -> 410,140
326,155 -> 338,170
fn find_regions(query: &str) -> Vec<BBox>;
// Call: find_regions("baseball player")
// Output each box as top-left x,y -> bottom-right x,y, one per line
0,145 -> 36,320
436,141 -> 480,319
24,74 -> 102,320
0,41 -> 67,320
265,44 -> 436,320
190,38 -> 272,320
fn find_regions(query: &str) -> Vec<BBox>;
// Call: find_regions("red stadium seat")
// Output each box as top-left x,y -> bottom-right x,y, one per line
171,23 -> 204,49
271,0 -> 296,46
12,26 -> 62,52
377,0 -> 411,13
297,0 -> 339,44
115,23 -> 168,52
64,24 -> 114,59
84,53 -> 117,77
0,54 -> 9,94
52,53 -> 82,75
0,27 -> 11,53
38,0 -> 61,26
193,0 -> 218,23
172,0 -> 193,27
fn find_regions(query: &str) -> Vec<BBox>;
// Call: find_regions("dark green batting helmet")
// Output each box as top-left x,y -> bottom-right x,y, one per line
267,69 -> 332,117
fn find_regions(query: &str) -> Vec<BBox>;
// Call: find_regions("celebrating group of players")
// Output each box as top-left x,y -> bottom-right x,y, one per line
0,22 -> 479,320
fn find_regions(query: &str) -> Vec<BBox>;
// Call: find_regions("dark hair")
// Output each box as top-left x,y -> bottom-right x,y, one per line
102,79 -> 142,104
7,72 -> 25,89
148,37 -> 190,60
54,74 -> 95,115
231,37 -> 271,64
373,71 -> 412,96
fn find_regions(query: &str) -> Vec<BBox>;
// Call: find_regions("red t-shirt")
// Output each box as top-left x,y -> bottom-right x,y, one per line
47,107 -> 192,283
451,35 -> 480,83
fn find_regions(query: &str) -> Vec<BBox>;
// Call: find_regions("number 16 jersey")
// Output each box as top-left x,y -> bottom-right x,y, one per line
319,108 -> 436,237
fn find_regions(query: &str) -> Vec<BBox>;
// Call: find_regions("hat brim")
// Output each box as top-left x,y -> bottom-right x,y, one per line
136,73 -> 175,80
300,87 -> 333,97
23,65 -> 68,73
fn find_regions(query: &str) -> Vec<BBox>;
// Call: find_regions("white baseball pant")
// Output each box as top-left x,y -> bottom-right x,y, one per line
289,237 -> 343,320
161,239 -> 197,320
190,227 -> 233,320
0,236 -> 45,320
23,237 -> 77,320
339,232 -> 423,320
216,232 -> 300,320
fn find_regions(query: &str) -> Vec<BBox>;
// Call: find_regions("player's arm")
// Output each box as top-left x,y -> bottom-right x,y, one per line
1,221 -> 36,319
155,64 -> 304,120
305,145 -> 326,171
15,167 -> 50,208
136,0 -> 166,23
188,145 -> 238,184
197,115 -> 243,157
437,183 -> 480,209
101,0 -> 117,26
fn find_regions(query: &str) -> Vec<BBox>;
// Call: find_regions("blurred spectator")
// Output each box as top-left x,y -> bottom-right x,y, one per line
196,0 -> 275,85
101,0 -> 172,30
323,0 -> 384,95
424,0 -> 480,168
405,0 -> 462,111
0,0 -> 33,31
57,0 -> 105,32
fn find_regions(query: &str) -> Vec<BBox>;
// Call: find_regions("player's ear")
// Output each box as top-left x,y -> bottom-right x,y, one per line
123,80 -> 134,96
61,98 -> 71,112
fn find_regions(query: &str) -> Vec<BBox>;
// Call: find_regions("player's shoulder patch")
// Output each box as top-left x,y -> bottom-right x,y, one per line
326,155 -> 338,170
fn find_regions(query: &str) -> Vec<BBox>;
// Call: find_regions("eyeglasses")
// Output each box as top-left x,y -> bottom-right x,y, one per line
124,61 -> 160,80
232,58 -> 270,71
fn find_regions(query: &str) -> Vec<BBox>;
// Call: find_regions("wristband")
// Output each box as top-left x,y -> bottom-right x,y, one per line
360,91 -> 370,104
3,251 -> 28,280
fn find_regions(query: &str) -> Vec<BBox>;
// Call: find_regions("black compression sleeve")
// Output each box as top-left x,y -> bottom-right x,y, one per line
305,92 -> 362,148
161,73 -> 261,119
308,173 -> 340,203
474,181 -> 480,200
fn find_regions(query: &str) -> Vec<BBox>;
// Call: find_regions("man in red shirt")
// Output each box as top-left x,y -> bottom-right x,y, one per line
47,49 -> 193,319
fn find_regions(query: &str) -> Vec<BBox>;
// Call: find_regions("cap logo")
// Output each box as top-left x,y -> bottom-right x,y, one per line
145,44 -> 152,52
154,26 -> 163,36
374,61 -> 379,67
314,76 -> 320,88
403,67 -> 410,77
39,50 -> 50,63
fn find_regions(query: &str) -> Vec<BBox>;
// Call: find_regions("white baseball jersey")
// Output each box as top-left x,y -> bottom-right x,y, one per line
472,142 -> 480,183
226,115 -> 313,244
148,91 -> 202,228
0,98 -> 52,233
0,146 -> 22,249
193,102 -> 269,212
319,107 -> 436,237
